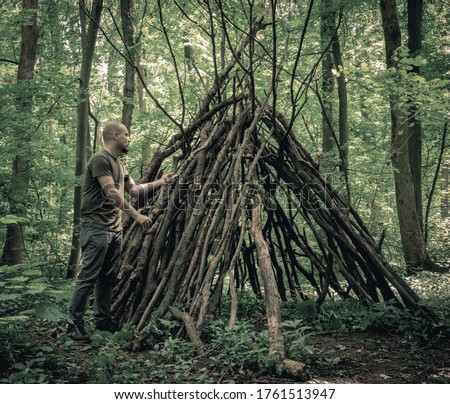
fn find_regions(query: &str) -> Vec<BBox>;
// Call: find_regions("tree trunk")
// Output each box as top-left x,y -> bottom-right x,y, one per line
1,0 -> 39,266
379,0 -> 433,271
441,164 -> 449,219
136,43 -> 146,111
67,0 -> 103,278
332,34 -> 349,195
121,0 -> 136,129
407,0 -> 424,229
320,0 -> 335,176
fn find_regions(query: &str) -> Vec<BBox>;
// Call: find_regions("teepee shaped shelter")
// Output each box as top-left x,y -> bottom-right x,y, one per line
110,6 -> 427,375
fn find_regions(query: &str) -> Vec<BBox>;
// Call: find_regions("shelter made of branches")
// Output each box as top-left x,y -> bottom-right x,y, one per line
112,99 -> 422,327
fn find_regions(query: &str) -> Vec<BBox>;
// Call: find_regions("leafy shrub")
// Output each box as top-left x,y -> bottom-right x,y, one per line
0,263 -> 69,323
205,319 -> 271,371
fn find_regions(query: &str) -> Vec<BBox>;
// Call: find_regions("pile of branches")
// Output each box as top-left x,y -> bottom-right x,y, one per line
111,97 -> 425,376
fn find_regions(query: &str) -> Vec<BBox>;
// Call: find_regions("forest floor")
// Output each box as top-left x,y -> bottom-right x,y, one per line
305,331 -> 450,384
1,272 -> 449,384
2,307 -> 449,384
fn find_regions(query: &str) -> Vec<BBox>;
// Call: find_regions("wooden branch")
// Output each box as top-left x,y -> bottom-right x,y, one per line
251,191 -> 284,359
0,58 -> 18,65
425,121 -> 448,243
169,306 -> 205,353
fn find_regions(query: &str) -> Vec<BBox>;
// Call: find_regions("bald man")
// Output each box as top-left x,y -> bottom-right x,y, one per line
67,122 -> 175,342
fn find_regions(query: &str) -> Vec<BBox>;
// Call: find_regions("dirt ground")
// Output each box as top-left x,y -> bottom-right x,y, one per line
304,331 -> 450,384
219,331 -> 450,384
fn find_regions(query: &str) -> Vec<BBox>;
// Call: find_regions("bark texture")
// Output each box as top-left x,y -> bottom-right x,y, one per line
2,0 -> 39,265
379,0 -> 434,271
121,0 -> 136,129
67,0 -> 104,278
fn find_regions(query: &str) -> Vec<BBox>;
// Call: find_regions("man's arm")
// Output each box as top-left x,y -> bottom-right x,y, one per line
97,176 -> 152,231
125,173 -> 177,198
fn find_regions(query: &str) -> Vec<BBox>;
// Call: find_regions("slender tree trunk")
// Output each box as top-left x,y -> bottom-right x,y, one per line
320,0 -> 335,176
67,0 -> 103,278
332,34 -> 349,186
379,0 -> 433,271
407,0 -> 424,229
121,0 -> 136,129
441,164 -> 449,219
1,0 -> 39,266
136,43 -> 146,111
425,122 -> 448,242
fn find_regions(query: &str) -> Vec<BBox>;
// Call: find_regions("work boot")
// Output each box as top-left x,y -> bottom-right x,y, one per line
67,322 -> 91,343
95,317 -> 119,333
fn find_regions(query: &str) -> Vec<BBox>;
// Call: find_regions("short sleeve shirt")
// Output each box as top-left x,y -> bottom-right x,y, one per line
80,150 -> 129,232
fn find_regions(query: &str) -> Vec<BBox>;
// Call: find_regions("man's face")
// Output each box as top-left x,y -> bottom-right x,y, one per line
117,127 -> 131,154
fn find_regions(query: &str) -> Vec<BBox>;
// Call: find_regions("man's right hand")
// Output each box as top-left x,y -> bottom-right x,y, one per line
162,172 -> 179,184
135,213 -> 152,231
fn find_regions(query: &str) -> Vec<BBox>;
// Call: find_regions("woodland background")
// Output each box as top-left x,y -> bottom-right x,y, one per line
0,0 -> 449,384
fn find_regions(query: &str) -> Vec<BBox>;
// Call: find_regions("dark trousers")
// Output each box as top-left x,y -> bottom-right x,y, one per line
68,226 -> 122,325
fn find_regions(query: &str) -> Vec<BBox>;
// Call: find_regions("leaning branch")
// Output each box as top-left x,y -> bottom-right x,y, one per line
0,58 -> 18,65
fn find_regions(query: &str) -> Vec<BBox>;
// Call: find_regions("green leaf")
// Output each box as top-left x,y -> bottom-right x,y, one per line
25,286 -> 48,295
45,289 -> 71,299
0,315 -> 30,323
19,309 -> 35,315
0,215 -> 28,225
8,276 -> 29,283
11,363 -> 26,370
34,302 -> 69,322
23,269 -> 42,276
0,293 -> 21,301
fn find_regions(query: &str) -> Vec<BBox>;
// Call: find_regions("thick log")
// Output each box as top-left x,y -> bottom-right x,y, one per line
251,191 -> 284,359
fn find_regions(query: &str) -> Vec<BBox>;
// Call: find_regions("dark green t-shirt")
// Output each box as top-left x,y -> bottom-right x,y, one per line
80,150 -> 129,232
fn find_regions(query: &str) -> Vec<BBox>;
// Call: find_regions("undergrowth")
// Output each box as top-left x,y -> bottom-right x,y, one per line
0,263 -> 448,384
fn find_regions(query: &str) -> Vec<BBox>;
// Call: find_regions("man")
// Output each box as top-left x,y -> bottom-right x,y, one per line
67,122 -> 175,342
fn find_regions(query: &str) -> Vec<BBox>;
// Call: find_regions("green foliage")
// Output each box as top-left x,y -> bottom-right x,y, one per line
34,302 -> 69,323
0,0 -> 448,272
80,323 -> 212,384
82,328 -> 136,383
281,319 -> 319,360
1,277 -> 448,384
316,298 -> 450,341
283,299 -> 318,320
0,215 -> 28,225
1,1 -> 449,385
205,319 -> 271,371
0,321 -> 60,384
5,358 -> 49,384
0,263 -> 69,323
140,317 -> 181,340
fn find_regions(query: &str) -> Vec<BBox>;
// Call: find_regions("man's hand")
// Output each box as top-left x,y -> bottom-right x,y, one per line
162,172 -> 179,184
135,213 -> 152,231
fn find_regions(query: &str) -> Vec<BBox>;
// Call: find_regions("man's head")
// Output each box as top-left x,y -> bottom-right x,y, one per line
102,122 -> 130,155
